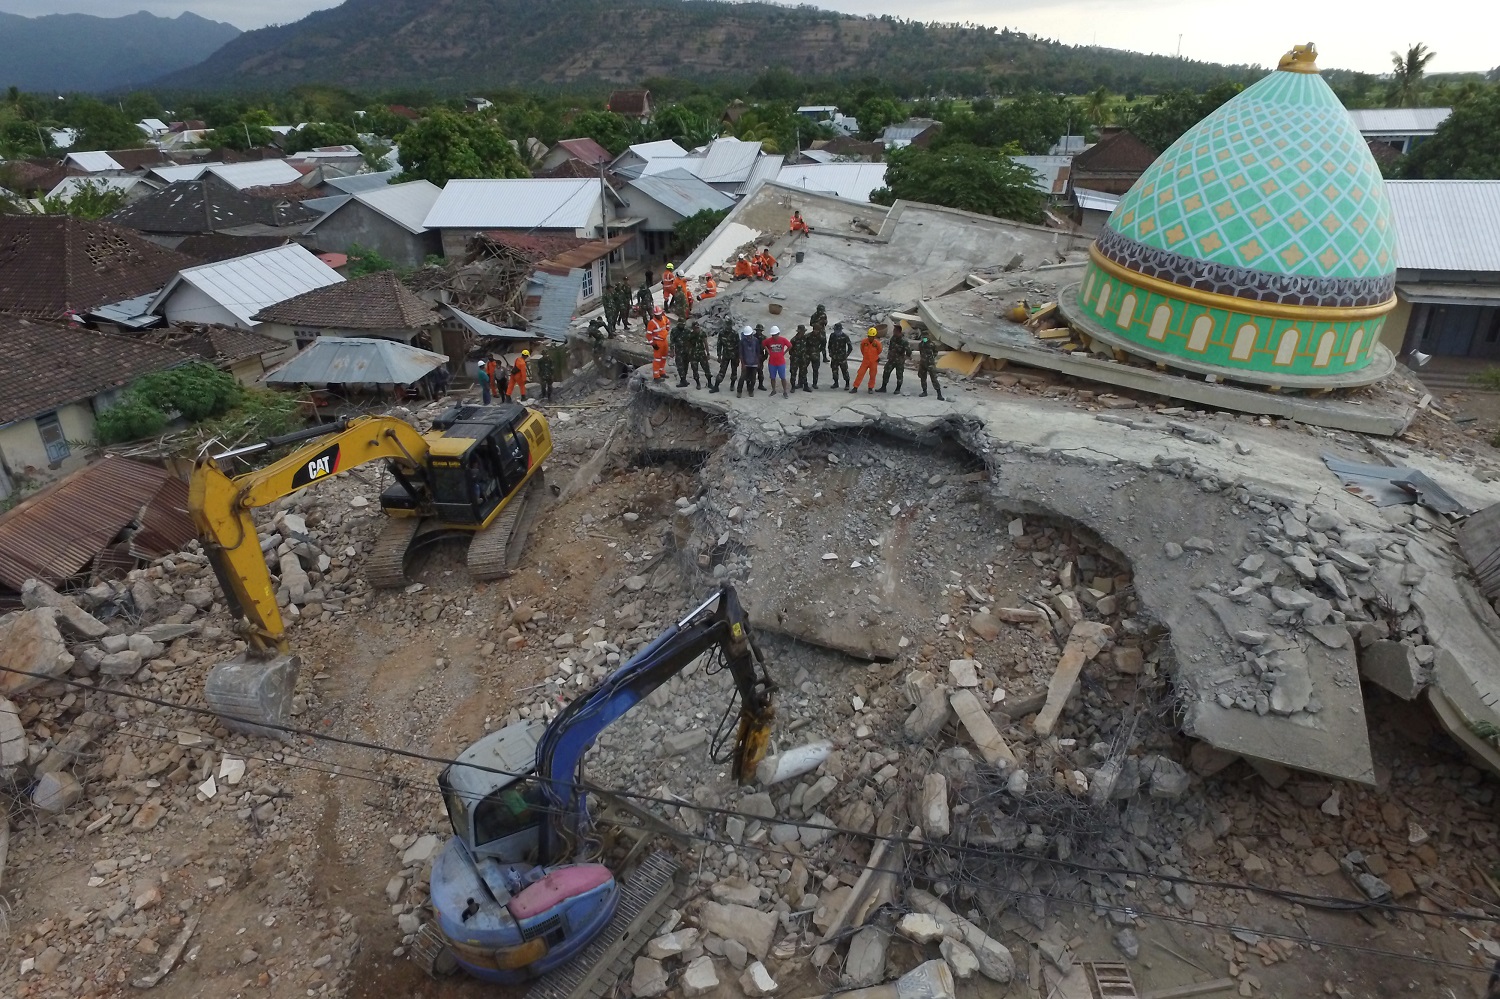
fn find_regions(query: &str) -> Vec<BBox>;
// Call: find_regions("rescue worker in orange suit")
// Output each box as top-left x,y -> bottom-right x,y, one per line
660,263 -> 681,304
485,356 -> 499,400
646,307 -> 669,381
757,249 -> 777,279
734,255 -> 753,280
507,349 -> 530,402
697,273 -> 718,301
789,210 -> 813,236
852,327 -> 882,393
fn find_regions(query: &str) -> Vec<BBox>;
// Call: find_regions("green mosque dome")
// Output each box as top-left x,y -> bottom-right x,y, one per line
1070,44 -> 1398,385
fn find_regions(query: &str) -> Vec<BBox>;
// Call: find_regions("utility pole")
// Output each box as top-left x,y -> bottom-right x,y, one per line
1177,34 -> 1183,58
599,160 -> 611,287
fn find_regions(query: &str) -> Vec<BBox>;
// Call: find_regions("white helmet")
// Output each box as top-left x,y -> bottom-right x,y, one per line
741,325 -> 754,336
769,326 -> 780,336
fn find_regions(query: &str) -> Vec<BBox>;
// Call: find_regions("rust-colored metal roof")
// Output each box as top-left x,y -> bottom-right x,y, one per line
538,234 -> 635,275
0,457 -> 194,592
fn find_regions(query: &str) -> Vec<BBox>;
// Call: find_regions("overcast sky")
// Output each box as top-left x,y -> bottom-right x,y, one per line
1,0 -> 1491,75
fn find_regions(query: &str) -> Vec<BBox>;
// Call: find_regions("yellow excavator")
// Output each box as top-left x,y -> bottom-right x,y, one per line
189,403 -> 552,654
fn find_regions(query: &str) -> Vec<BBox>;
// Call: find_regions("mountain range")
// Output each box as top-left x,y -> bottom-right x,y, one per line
151,0 -> 1261,95
0,10 -> 241,92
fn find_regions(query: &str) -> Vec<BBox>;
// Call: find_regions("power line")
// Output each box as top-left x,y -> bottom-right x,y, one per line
5,660 -> 1498,932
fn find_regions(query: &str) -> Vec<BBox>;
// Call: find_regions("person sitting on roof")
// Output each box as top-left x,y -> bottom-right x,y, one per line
757,249 -> 777,279
734,254 -> 754,280
697,273 -> 718,301
790,210 -> 813,236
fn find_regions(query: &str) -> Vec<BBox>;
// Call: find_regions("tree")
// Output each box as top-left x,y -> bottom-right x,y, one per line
871,144 -> 1045,223
1402,87 -> 1500,179
1127,83 -> 1241,153
396,110 -> 529,185
1083,86 -> 1113,127
24,180 -> 129,220
853,97 -> 906,141
0,118 -> 52,159
568,110 -> 633,156
283,121 -> 361,154
1388,43 -> 1436,108
65,98 -> 143,152
651,105 -> 719,149
347,243 -> 397,276
671,207 -> 730,258
208,109 -> 277,151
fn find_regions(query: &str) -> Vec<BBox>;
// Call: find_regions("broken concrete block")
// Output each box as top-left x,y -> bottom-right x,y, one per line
647,928 -> 700,960
756,740 -> 831,785
1317,563 -> 1349,600
1033,621 -> 1113,737
697,901 -> 777,959
897,913 -> 946,945
1269,586 -> 1313,611
31,771 -> 83,813
1143,756 -> 1191,799
948,690 -> 1016,768
946,659 -> 979,688
1358,640 -> 1427,700
0,695 -> 27,770
1268,653 -> 1313,715
1188,741 -> 1238,776
907,889 -> 1014,983
1051,593 -> 1082,628
905,686 -> 951,742
896,961 -> 955,999
99,650 -> 144,676
992,607 -> 1044,623
968,612 -> 1000,641
0,608 -> 74,696
21,579 -> 108,640
940,938 -> 980,979
740,961 -> 778,997
920,774 -> 950,838
845,926 -> 890,986
681,955 -> 720,997
632,957 -> 669,998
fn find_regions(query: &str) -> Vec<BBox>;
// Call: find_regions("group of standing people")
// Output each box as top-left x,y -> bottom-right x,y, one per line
475,347 -> 556,404
601,263 -> 720,335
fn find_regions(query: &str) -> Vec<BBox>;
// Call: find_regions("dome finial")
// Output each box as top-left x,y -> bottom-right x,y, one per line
1277,42 -> 1320,73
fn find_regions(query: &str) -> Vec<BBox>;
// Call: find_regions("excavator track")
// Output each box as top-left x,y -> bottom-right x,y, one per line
367,517 -> 423,589
467,472 -> 548,582
409,922 -> 459,979
523,851 -> 683,999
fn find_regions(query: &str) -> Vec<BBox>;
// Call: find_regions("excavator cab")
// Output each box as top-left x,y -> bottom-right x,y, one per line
439,719 -> 548,866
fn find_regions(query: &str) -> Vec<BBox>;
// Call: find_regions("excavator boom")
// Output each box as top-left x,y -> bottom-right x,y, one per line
189,416 -> 431,652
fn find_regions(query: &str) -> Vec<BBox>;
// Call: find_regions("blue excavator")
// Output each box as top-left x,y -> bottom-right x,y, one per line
412,585 -> 776,988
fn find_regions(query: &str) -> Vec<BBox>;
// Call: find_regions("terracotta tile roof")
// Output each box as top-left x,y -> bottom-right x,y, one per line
106,178 -> 321,236
250,271 -> 439,329
388,105 -> 421,121
1072,129 -> 1158,174
138,322 -> 285,364
607,90 -> 652,117
477,230 -> 585,260
241,180 -> 325,202
0,315 -> 192,425
104,148 -> 172,172
175,233 -> 292,264
554,138 -> 613,167
0,158 -> 70,197
0,215 -> 193,320
536,158 -> 621,183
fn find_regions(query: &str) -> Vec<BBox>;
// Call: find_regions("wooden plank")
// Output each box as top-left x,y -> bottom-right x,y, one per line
1139,979 -> 1236,999
936,349 -> 986,377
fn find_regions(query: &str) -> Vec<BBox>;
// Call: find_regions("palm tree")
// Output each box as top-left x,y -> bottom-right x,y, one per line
1083,86 -> 1113,127
1387,43 -> 1436,108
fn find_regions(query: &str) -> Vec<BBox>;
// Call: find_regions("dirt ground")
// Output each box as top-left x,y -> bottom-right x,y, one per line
5,374 -> 1500,999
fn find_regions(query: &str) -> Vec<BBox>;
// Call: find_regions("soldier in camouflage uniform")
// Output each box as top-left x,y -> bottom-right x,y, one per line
636,276 -> 654,322
711,321 -> 738,394
670,286 -> 691,321
602,283 -> 619,333
686,321 -> 712,389
588,317 -> 608,371
879,323 -> 911,394
916,331 -> 944,400
790,325 -> 811,392
670,319 -> 690,387
754,324 -> 768,390
808,312 -> 829,388
535,347 -> 555,401
826,321 -> 852,389
613,280 -> 633,332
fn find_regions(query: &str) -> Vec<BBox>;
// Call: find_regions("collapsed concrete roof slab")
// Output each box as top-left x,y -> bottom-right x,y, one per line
625,371 -> 1500,782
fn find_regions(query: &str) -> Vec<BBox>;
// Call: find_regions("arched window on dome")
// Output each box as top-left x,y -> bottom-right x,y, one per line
1094,282 -> 1111,317
1186,316 -> 1213,352
1345,328 -> 1364,364
1084,272 -> 1097,301
1273,328 -> 1300,367
1115,294 -> 1136,329
1231,323 -> 1258,361
1148,305 -> 1171,342
1313,330 -> 1336,367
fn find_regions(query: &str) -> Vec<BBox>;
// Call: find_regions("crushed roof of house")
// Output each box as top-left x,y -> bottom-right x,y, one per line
607,90 -> 651,116
105,148 -> 173,172
626,169 -> 736,218
552,138 -> 614,167
64,150 -> 124,173
0,455 -> 194,593
0,215 -> 192,320
323,170 -> 401,194
476,230 -> 586,260
1386,180 -> 1500,273
307,179 -> 441,236
150,243 -> 344,327
1071,129 -> 1158,173
1348,107 -> 1452,135
1012,155 -> 1072,196
137,322 -> 285,364
775,163 -> 888,204
265,336 -> 447,385
252,270 -> 438,329
0,315 -> 191,425
45,174 -> 157,203
148,160 -> 305,191
423,178 -> 601,230
106,178 -> 321,236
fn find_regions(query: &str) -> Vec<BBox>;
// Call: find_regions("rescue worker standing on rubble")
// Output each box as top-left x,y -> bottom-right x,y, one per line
535,347 -> 555,401
476,357 -> 493,404
735,326 -> 760,397
636,275 -> 655,320
602,282 -> 619,333
711,321 -> 738,394
589,319 -> 608,373
827,322 -> 852,389
916,331 -> 944,400
687,320 -> 712,389
670,317 -> 690,387
790,325 -> 811,392
614,280 -> 633,332
754,324 -> 768,390
852,327 -> 882,393
661,263 -> 681,306
809,312 -> 829,388
879,322 -> 911,394
670,284 -> 691,320
646,306 -> 669,380
507,349 -> 530,402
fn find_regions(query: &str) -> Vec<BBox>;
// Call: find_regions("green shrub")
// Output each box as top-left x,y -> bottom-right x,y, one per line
130,363 -> 240,421
1470,368 -> 1500,391
95,397 -> 169,443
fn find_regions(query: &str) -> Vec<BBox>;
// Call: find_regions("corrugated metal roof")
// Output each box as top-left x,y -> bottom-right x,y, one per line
1013,155 -> 1072,195
443,305 -> 531,342
150,243 -> 345,327
1073,186 -> 1121,212
303,194 -> 352,215
626,170 -> 736,219
639,157 -> 707,179
774,163 -> 887,203
86,291 -> 161,328
553,138 -> 613,167
46,175 -> 151,202
1386,180 -> 1500,273
697,138 -> 765,184
350,179 -> 442,234
423,178 -> 601,231
208,160 -> 305,190
65,150 -> 124,173
265,336 -> 446,385
1396,282 -> 1500,305
1348,108 -> 1451,135
740,155 -> 784,196
151,162 -> 214,183
626,140 -> 688,161
324,170 -> 400,194
529,270 -> 582,341
140,118 -> 170,133
0,457 -> 192,592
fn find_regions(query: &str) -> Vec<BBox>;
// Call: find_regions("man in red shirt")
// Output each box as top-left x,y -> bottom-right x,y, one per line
763,325 -> 791,398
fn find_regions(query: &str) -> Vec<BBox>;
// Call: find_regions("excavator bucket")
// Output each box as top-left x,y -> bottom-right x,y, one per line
204,654 -> 301,739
